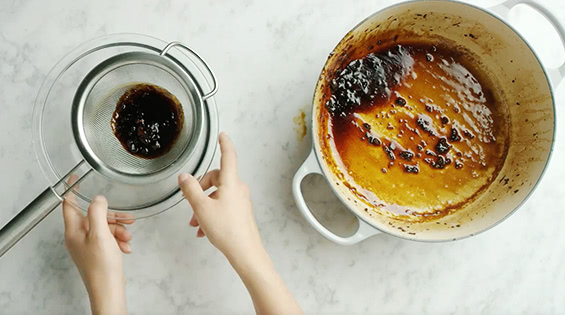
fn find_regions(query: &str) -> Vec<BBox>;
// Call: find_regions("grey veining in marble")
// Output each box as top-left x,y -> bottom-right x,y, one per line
1,0 -> 565,314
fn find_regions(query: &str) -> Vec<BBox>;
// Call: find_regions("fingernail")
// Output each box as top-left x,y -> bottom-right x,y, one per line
178,173 -> 189,184
93,195 -> 106,202
125,243 -> 132,253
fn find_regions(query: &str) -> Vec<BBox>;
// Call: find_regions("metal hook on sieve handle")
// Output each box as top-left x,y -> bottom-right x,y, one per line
160,41 -> 219,101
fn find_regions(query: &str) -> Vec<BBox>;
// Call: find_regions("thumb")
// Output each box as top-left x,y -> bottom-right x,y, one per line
178,173 -> 207,210
87,195 -> 110,234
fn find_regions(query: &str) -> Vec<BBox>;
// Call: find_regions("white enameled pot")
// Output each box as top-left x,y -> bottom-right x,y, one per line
293,0 -> 564,245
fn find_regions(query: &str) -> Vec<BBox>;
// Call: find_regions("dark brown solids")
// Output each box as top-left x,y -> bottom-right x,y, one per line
111,83 -> 184,159
320,39 -> 509,221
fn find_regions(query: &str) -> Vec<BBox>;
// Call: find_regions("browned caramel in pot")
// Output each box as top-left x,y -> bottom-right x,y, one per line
321,42 -> 508,221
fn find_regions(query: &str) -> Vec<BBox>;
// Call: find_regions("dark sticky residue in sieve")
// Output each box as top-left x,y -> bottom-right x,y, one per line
111,83 -> 184,159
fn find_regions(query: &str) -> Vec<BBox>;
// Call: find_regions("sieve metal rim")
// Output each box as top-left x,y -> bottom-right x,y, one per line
71,51 -> 204,184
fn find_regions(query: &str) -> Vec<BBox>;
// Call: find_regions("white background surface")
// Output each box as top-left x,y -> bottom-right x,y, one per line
1,0 -> 564,314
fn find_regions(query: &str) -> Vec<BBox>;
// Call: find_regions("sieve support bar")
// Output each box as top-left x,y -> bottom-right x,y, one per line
0,161 -> 90,258
160,41 -> 218,100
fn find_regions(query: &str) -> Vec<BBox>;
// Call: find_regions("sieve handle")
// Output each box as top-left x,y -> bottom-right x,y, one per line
0,161 -> 89,258
160,41 -> 219,100
0,188 -> 63,257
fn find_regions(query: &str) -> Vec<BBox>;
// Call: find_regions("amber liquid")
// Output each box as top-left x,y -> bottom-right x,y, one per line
325,43 -> 508,220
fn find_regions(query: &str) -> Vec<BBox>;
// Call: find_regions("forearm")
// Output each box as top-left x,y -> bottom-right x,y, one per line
85,277 -> 127,315
227,246 -> 302,315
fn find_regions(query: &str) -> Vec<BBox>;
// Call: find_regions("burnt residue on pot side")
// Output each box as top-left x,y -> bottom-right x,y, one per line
325,44 -> 413,116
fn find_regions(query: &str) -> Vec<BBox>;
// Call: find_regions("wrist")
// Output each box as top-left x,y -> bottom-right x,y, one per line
226,241 -> 273,277
223,236 -> 266,266
86,276 -> 127,315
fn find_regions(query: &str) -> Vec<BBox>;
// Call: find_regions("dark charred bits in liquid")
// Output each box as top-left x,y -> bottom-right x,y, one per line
450,128 -> 461,142
463,129 -> 475,139
383,144 -> 396,161
395,97 -> 407,106
441,116 -> 449,125
404,164 -> 419,173
432,155 -> 447,169
369,136 -> 381,146
425,149 -> 436,157
111,83 -> 184,159
416,115 -> 434,135
435,137 -> 450,154
325,45 -> 413,116
399,150 -> 414,161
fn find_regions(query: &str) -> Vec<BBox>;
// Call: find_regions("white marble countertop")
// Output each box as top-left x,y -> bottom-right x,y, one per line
1,0 -> 565,314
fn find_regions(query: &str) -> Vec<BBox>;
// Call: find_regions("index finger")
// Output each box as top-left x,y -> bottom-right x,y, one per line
107,211 -> 135,225
219,132 -> 238,183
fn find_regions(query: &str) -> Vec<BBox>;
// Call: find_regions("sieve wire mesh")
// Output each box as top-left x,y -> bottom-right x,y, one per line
81,62 -> 196,177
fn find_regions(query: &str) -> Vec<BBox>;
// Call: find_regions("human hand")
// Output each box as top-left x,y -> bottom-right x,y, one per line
62,176 -> 134,315
178,132 -> 262,261
179,133 -> 303,315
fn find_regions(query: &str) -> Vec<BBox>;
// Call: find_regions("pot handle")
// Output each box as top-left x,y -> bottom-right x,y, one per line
489,0 -> 565,88
292,150 -> 380,245
160,41 -> 219,100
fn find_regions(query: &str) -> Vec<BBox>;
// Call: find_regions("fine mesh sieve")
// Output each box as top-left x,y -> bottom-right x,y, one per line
84,79 -> 192,176
72,43 -> 215,184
